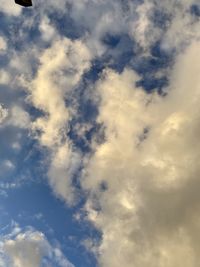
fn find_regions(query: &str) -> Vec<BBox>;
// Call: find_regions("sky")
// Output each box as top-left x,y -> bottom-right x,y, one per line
0,0 -> 200,266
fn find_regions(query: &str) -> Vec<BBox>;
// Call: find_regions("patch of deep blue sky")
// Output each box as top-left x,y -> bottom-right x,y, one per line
0,2 -> 198,266
0,182 -> 99,267
190,4 -> 200,17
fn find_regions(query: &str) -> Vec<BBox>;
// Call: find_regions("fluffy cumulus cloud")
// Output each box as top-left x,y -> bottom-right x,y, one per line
30,37 -> 91,147
29,37 -> 91,203
3,231 -> 48,267
81,41 -> 200,267
0,225 -> 74,267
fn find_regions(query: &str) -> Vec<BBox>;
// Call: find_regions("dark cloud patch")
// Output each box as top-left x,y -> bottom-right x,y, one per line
108,35 -> 136,73
150,40 -> 173,60
49,12 -> 84,40
102,33 -> 121,48
66,63 -> 106,154
68,121 -> 104,154
132,41 -> 173,92
102,34 -> 136,73
136,76 -> 168,93
84,59 -> 104,82
190,4 -> 200,17
152,9 -> 171,29
99,181 -> 108,192
24,103 -> 46,121
133,52 -> 171,74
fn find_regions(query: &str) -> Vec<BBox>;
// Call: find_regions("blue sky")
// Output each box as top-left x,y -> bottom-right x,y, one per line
0,1 -> 200,267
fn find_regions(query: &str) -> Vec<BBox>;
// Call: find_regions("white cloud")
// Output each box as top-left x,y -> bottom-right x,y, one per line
30,37 -> 91,147
28,37 -> 91,204
0,105 -> 8,124
160,1 -> 200,52
0,0 -> 21,16
0,105 -> 30,129
3,231 -> 48,267
81,40 -> 200,267
7,106 -> 31,129
0,71 -> 10,84
1,227 -> 75,267
39,16 -> 57,42
129,1 -> 156,50
48,143 -> 81,204
0,36 -> 7,53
